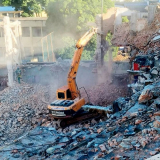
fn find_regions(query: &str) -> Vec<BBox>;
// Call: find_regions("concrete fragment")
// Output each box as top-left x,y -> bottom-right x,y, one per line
99,144 -> 107,152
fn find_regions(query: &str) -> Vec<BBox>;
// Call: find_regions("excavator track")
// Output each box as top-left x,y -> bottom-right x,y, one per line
53,111 -> 102,128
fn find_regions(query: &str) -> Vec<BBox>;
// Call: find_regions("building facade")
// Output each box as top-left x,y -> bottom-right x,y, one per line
0,7 -> 48,62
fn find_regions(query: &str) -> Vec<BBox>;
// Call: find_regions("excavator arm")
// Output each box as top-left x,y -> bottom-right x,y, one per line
68,28 -> 97,99
48,28 -> 97,119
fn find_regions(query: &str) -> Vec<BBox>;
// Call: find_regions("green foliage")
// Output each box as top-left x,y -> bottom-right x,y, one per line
2,0 -> 48,16
104,32 -> 118,61
54,35 -> 96,60
46,0 -> 114,36
46,0 -> 114,60
122,16 -> 129,23
54,36 -> 76,59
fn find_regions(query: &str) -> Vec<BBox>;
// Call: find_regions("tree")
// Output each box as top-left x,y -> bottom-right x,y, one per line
46,0 -> 114,37
2,0 -> 48,16
122,16 -> 129,23
46,0 -> 114,60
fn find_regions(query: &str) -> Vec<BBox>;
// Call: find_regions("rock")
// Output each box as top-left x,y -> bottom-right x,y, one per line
59,137 -> 69,143
12,153 -> 21,158
153,120 -> 160,128
108,126 -> 116,132
150,151 -> 158,156
119,142 -> 132,150
154,111 -> 160,116
87,140 -> 95,148
114,155 -> 123,160
99,144 -> 107,152
135,119 -> 142,125
46,145 -> 62,154
97,128 -> 103,134
91,119 -> 97,125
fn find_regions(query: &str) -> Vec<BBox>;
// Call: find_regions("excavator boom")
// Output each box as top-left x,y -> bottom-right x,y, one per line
68,28 -> 97,99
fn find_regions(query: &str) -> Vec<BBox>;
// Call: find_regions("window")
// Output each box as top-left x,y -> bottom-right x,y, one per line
58,92 -> 65,99
2,13 -> 7,16
15,13 -> 20,17
8,13 -> 14,17
67,89 -> 71,99
32,27 -> 41,37
22,27 -> 30,37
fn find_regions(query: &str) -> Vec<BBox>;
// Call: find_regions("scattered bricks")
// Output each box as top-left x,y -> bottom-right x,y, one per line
153,120 -> 160,128
130,112 -> 138,117
112,139 -> 118,146
97,128 -> 103,134
121,116 -> 127,122
139,138 -> 147,148
155,148 -> 160,152
119,142 -> 132,150
108,126 -> 116,132
107,149 -> 113,154
114,155 -> 123,160
11,149 -> 18,154
154,135 -> 160,141
17,117 -> 23,122
91,119 -> 97,125
84,124 -> 90,128
150,151 -> 158,156
109,141 -> 115,147
98,152 -> 103,158
154,111 -> 160,116
135,119 -> 142,125
95,148 -> 98,152
99,144 -> 107,152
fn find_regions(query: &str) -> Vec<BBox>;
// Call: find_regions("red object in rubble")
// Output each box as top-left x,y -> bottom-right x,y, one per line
133,63 -> 139,70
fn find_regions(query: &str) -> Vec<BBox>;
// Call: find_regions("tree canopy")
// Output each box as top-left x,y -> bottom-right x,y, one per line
2,0 -> 115,60
46,0 -> 114,60
2,0 -> 48,16
46,0 -> 114,36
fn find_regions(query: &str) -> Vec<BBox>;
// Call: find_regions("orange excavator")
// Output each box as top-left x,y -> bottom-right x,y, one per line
48,28 -> 97,120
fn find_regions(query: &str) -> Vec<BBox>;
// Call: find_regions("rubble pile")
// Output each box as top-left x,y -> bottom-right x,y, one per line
0,80 -> 160,159
0,83 -> 54,146
112,23 -> 130,46
86,79 -> 128,106
112,11 -> 160,49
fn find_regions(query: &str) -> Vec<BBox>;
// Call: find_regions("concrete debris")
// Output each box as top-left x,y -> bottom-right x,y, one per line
0,82 -> 52,146
112,11 -> 160,49
2,17 -> 160,159
0,77 -> 160,159
84,76 -> 128,106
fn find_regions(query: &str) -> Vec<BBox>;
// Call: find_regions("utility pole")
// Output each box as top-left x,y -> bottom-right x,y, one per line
101,0 -> 104,66
3,16 -> 14,87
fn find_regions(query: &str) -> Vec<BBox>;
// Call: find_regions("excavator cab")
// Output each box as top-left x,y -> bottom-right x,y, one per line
56,86 -> 72,100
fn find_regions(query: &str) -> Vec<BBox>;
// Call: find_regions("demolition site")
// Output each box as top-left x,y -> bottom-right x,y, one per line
0,1 -> 160,160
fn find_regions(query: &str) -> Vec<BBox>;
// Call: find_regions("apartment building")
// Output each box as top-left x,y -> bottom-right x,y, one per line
0,7 -> 47,61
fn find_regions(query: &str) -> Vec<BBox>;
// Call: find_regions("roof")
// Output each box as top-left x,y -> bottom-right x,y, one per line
124,2 -> 148,12
0,6 -> 15,12
115,2 -> 148,12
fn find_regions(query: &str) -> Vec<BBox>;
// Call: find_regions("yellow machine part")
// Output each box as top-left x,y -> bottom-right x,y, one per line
48,98 -> 85,112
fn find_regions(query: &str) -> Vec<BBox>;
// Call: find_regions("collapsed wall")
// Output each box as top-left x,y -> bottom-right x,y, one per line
112,10 -> 160,49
